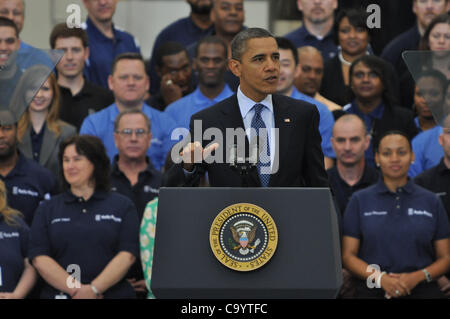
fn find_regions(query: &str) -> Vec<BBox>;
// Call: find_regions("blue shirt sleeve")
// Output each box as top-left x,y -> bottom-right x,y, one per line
343,195 -> 362,239
19,220 -> 30,259
118,198 -> 140,257
409,135 -> 425,177
317,106 -> 335,158
28,201 -> 51,261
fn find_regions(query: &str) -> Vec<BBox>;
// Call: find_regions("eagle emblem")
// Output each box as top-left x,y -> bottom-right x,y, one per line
230,220 -> 261,255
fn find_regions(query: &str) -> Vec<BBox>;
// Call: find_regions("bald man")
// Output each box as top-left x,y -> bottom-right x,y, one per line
294,46 -> 342,113
328,114 -> 378,216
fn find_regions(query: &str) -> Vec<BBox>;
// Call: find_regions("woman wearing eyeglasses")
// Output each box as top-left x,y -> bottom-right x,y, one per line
29,135 -> 140,299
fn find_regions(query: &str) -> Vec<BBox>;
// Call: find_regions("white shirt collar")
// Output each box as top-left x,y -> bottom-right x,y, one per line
237,85 -> 273,119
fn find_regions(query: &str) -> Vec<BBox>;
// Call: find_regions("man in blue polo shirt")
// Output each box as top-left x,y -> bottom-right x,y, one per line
0,111 -> 56,226
0,0 -> 53,70
80,53 -> 177,171
284,0 -> 338,62
409,125 -> 444,177
165,36 -> 233,137
147,0 -> 214,95
275,37 -> 335,169
81,0 -> 140,88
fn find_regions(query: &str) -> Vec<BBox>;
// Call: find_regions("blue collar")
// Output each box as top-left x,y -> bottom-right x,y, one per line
63,189 -> 109,203
374,178 -> 414,195
299,25 -> 334,41
349,100 -> 385,120
86,17 -> 122,43
192,84 -> 233,105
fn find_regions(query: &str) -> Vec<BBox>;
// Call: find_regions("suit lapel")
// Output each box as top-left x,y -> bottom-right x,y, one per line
40,126 -> 57,166
19,126 -> 33,159
269,95 -> 291,187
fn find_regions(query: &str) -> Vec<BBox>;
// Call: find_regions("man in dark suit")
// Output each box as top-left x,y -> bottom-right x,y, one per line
163,28 -> 329,188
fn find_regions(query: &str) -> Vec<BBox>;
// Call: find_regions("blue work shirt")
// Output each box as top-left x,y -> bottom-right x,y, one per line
344,101 -> 385,166
17,41 -> 55,71
409,125 -> 443,178
0,153 -> 56,226
80,103 -> 177,171
28,190 -> 140,299
147,16 -> 214,95
284,25 -> 337,61
82,18 -> 140,88
290,87 -> 335,158
0,216 -> 29,293
343,179 -> 450,274
165,84 -> 234,139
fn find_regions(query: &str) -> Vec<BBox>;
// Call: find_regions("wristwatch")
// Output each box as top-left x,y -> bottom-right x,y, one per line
422,269 -> 432,282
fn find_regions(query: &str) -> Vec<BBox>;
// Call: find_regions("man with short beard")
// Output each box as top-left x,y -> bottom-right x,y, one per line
0,111 -> 56,226
327,114 -> 378,216
147,0 -> 214,95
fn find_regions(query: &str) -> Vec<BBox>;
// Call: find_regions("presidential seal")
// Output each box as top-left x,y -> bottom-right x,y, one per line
209,203 -> 278,272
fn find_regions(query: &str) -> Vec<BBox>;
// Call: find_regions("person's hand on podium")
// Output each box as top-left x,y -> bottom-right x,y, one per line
181,141 -> 219,172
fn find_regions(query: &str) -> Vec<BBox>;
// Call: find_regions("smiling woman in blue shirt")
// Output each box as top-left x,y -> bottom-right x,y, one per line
342,131 -> 450,299
0,180 -> 36,299
29,135 -> 140,299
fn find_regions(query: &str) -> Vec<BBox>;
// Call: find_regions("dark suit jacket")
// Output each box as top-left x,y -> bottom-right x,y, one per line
163,94 -> 329,188
19,120 -> 76,177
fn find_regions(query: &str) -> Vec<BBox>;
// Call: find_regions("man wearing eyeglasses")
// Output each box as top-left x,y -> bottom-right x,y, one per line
110,108 -> 161,299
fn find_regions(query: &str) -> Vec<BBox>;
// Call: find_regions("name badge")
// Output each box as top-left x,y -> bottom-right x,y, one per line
55,292 -> 68,299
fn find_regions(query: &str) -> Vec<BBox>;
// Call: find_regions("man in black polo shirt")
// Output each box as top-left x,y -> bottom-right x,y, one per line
327,114 -> 378,216
415,114 -> 450,220
50,23 -> 114,131
0,110 -> 56,226
110,109 -> 162,298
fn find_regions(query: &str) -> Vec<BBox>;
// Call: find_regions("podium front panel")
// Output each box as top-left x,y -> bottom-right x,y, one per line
151,187 -> 342,299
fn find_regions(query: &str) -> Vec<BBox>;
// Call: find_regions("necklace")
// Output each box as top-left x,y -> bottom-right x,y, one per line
338,51 -> 352,66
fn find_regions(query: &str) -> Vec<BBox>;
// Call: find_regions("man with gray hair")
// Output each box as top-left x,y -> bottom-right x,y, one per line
164,27 -> 328,188
111,109 -> 162,298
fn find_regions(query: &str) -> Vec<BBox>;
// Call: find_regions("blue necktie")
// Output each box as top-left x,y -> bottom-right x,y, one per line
251,103 -> 271,187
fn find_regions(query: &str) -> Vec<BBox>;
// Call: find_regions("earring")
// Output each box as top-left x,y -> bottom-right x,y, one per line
376,163 -> 380,167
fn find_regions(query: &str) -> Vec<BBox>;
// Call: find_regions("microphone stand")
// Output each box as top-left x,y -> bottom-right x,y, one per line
229,144 -> 258,187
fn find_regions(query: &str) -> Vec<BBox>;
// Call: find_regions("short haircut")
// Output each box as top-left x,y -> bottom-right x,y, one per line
275,37 -> 298,65
49,23 -> 89,49
0,17 -> 18,37
333,8 -> 372,45
333,114 -> 368,136
231,28 -> 275,61
58,135 -> 111,192
154,41 -> 188,68
111,52 -> 145,74
114,109 -> 151,132
374,130 -> 412,154
195,35 -> 227,59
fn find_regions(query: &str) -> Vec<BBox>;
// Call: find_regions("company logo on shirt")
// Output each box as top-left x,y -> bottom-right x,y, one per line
363,211 -> 388,217
408,208 -> 433,218
0,231 -> 19,240
12,186 -> 39,197
51,218 -> 71,224
151,138 -> 162,146
143,186 -> 159,194
95,214 -> 122,223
